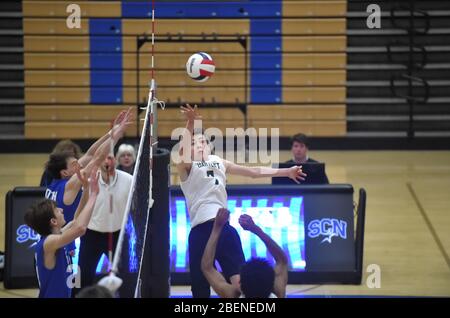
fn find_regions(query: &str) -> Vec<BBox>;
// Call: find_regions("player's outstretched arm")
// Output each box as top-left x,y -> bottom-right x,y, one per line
239,214 -> 288,298
78,109 -> 130,168
176,104 -> 201,181
63,109 -> 132,205
45,170 -> 100,254
224,160 -> 306,184
201,209 -> 241,298
72,163 -> 98,221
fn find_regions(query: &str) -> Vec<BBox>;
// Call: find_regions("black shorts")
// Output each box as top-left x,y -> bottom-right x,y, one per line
189,220 -> 245,280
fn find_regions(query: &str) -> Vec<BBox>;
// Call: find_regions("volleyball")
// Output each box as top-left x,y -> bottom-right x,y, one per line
186,52 -> 215,82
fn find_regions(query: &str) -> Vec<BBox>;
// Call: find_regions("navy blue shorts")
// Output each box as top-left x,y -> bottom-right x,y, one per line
188,220 -> 245,298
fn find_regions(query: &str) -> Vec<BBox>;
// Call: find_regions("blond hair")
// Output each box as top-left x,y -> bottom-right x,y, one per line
116,144 -> 136,163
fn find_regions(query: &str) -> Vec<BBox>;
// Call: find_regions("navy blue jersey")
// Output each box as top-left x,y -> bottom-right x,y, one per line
35,237 -> 72,298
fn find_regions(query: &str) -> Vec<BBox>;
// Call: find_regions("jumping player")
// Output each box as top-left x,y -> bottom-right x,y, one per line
201,209 -> 288,298
176,104 -> 305,298
44,109 -> 132,256
25,169 -> 100,298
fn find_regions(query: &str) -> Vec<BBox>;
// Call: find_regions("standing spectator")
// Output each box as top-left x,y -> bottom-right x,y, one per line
78,153 -> 132,290
285,133 -> 329,184
115,144 -> 136,175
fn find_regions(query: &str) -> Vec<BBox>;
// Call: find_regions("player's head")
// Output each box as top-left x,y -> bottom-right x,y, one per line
52,139 -> 82,159
191,133 -> 213,161
291,133 -> 309,162
24,199 -> 65,236
46,151 -> 78,180
101,154 -> 116,175
239,258 -> 275,298
116,143 -> 135,168
76,285 -> 113,298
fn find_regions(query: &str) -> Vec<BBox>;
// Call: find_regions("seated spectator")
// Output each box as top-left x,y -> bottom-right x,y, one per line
285,133 -> 329,184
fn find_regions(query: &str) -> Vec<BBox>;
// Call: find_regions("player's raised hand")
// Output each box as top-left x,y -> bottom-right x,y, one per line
180,104 -> 202,122
75,164 -> 89,189
112,108 -> 133,141
288,165 -> 307,184
89,169 -> 100,196
239,214 -> 259,233
214,208 -> 229,229
69,159 -> 81,172
113,109 -> 127,127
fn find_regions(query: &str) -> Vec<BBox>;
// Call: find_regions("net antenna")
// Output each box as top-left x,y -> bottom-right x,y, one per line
99,0 -> 165,297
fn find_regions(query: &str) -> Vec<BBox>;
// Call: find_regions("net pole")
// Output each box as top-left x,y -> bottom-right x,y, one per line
108,138 -> 114,272
110,0 -> 164,297
108,192 -> 113,271
110,101 -> 151,274
134,0 -> 157,296
110,0 -> 158,286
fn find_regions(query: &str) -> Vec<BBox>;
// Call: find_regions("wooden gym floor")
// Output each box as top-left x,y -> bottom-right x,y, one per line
0,151 -> 449,297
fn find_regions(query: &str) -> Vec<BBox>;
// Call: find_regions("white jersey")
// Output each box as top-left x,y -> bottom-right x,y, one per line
180,155 -> 227,228
88,170 -> 132,233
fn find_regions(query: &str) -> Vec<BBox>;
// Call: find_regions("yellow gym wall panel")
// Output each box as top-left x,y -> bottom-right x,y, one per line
123,70 -> 245,87
24,53 -> 90,69
23,1 -> 121,18
157,120 -> 246,138
282,53 -> 346,69
247,120 -> 347,137
282,36 -> 347,52
24,36 -> 90,52
122,52 -> 246,70
122,37 -> 245,54
25,122 -> 137,139
283,1 -> 347,18
25,70 -> 90,87
283,19 -> 346,35
157,107 -> 244,122
247,105 -> 346,121
122,19 -> 250,36
283,70 -> 346,86
23,18 -> 89,35
25,105 -> 135,122
25,87 -> 90,104
122,87 -> 246,104
283,87 -> 346,103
